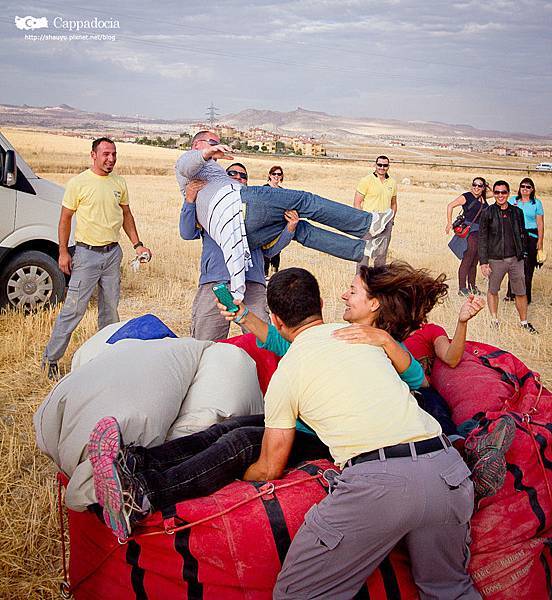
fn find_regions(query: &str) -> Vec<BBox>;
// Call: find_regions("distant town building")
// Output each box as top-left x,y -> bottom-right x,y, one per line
216,125 -> 239,138
292,138 -> 326,157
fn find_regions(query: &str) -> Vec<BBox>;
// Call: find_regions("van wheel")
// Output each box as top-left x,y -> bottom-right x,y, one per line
0,251 -> 66,310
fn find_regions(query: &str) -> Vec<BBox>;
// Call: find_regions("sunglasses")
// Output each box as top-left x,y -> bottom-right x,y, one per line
472,183 -> 484,188
520,184 -> 533,189
227,169 -> 248,180
200,138 -> 220,146
376,163 -> 389,168
271,172 -> 283,177
494,190 -> 509,195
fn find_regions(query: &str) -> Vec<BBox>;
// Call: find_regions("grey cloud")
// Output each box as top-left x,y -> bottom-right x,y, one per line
0,0 -> 550,133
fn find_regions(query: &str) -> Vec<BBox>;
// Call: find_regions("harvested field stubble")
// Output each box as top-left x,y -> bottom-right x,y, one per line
1,129 -> 551,597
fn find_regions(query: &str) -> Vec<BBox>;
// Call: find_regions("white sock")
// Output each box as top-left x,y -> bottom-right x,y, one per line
520,320 -> 528,325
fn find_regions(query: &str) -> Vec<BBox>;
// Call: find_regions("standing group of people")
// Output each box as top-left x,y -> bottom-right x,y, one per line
41,133 -> 546,374
447,177 -> 545,334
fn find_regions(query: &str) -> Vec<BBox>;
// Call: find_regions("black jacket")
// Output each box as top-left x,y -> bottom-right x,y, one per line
478,203 -> 527,265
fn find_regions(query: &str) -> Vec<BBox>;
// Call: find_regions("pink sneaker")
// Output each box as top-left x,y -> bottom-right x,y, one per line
88,416 -> 129,540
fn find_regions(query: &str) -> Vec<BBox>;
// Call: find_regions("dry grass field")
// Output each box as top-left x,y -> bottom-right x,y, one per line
1,128 -> 551,598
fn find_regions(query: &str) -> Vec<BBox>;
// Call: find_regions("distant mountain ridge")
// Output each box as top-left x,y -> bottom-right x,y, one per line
223,107 -> 550,142
0,103 -> 193,132
0,103 -> 549,142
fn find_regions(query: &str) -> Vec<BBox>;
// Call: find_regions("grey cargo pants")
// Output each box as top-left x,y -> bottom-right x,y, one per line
43,244 -> 122,363
190,281 -> 269,341
274,446 -> 481,600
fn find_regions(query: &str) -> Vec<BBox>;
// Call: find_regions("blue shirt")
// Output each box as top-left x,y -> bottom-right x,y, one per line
180,202 -> 294,285
257,323 -> 425,435
508,196 -> 544,238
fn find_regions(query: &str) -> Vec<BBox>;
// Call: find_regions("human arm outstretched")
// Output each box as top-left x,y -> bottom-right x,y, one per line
242,427 -> 295,481
217,301 -> 291,356
433,295 -> 485,368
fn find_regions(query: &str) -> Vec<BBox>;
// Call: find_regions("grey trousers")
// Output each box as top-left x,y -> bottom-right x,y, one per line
43,244 -> 122,363
357,217 -> 393,271
190,281 -> 269,341
274,446 -> 481,600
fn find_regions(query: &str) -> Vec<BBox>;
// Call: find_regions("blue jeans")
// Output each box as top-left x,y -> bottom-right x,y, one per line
240,186 -> 372,262
129,415 -> 330,510
414,387 -> 459,438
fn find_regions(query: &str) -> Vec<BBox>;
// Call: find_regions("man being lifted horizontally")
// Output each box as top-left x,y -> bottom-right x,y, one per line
175,131 -> 393,300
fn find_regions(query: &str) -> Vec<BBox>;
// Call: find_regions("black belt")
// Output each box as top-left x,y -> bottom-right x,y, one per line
76,242 -> 119,253
348,436 -> 450,467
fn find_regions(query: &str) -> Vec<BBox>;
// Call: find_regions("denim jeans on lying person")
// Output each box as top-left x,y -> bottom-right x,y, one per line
128,415 -> 331,512
414,387 -> 459,439
240,186 -> 373,262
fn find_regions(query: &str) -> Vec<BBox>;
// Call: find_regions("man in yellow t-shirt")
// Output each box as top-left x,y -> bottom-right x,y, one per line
244,268 -> 479,600
42,138 -> 152,379
354,155 -> 397,269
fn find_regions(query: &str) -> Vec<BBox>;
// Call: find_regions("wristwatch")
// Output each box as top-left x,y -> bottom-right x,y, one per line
133,241 -> 144,249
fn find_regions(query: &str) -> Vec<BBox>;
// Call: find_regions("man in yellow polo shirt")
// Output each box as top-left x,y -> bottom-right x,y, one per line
244,268 -> 479,599
354,155 -> 397,269
42,137 -> 151,379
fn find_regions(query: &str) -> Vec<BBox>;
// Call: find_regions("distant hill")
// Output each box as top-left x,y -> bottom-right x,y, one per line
1,103 -> 549,143
223,107 -> 551,142
0,103 -> 194,134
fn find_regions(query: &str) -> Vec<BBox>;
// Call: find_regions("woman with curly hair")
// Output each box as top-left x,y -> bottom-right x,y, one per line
333,262 -> 484,438
225,261 -> 483,439
338,261 -> 482,374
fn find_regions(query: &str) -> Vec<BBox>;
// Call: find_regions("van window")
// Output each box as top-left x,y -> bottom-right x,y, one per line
0,148 -> 36,195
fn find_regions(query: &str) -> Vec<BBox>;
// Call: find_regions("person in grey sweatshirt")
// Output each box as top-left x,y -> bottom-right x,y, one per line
180,161 -> 297,340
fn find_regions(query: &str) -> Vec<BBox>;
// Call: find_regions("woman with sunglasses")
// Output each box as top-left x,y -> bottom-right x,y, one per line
446,177 -> 490,296
264,166 -> 285,278
504,178 -> 545,304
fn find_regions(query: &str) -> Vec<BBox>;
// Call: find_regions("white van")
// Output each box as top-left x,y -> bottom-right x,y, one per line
0,132 -> 69,309
536,162 -> 552,172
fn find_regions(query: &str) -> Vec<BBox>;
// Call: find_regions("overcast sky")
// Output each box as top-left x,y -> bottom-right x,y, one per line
2,1 -> 551,134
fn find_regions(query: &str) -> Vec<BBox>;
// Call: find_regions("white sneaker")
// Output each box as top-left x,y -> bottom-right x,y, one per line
368,209 -> 394,237
363,236 -> 385,259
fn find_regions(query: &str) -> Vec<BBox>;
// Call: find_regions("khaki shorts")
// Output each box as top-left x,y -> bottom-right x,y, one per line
488,257 -> 526,295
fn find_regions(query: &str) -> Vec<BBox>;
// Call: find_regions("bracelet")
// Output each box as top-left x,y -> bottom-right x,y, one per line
133,241 -> 144,250
234,306 -> 249,324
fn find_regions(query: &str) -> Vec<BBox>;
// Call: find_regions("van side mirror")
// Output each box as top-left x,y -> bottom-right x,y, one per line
2,150 -> 17,187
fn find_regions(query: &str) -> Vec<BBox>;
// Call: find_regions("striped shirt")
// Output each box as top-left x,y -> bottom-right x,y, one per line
205,184 -> 252,299
176,150 -> 252,299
